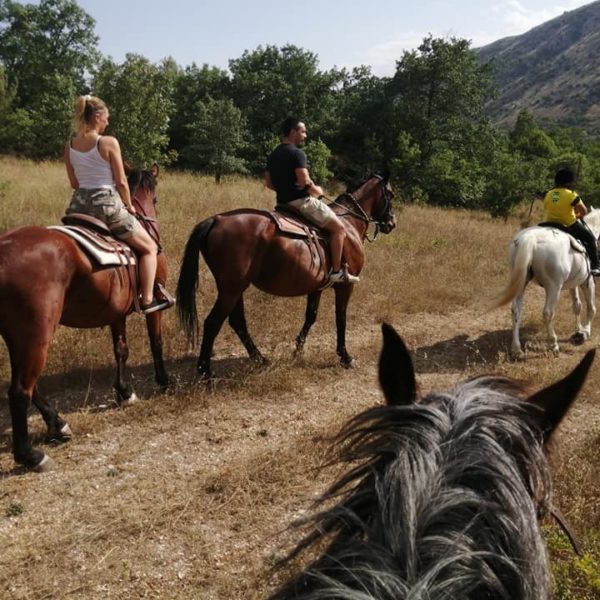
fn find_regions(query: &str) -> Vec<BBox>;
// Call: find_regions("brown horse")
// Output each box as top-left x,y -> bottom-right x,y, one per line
177,173 -> 395,378
0,164 -> 169,472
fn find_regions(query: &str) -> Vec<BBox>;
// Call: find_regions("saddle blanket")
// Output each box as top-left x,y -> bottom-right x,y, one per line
48,225 -> 136,267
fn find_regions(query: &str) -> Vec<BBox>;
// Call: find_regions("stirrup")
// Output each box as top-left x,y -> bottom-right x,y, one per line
141,298 -> 172,314
155,282 -> 176,307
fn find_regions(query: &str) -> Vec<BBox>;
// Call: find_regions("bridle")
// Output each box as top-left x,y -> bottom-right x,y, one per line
330,175 -> 395,242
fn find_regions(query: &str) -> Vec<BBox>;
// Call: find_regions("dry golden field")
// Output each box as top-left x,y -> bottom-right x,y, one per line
0,156 -> 599,599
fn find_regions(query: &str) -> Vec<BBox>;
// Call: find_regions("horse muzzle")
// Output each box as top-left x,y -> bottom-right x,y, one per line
379,219 -> 396,234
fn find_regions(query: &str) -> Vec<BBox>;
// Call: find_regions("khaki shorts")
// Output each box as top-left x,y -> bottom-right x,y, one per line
66,187 -> 142,239
287,196 -> 336,227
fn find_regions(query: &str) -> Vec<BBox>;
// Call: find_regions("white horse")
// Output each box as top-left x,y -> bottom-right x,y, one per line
493,208 -> 600,359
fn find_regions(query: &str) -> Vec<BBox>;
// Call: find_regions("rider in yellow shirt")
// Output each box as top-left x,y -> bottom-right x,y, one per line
543,167 -> 600,277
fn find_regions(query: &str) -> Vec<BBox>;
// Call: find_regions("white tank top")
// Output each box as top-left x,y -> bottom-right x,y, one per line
69,137 -> 115,189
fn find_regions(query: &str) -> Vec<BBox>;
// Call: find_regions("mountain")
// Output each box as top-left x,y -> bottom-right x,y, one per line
476,0 -> 600,131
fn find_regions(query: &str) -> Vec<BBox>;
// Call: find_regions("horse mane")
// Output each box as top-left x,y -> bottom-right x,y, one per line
126,167 -> 156,193
270,376 -> 552,600
584,206 -> 600,235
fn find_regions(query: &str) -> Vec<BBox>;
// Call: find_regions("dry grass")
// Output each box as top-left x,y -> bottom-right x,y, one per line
0,157 -> 599,598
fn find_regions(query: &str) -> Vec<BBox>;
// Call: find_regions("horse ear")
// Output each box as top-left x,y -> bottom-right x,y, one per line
123,161 -> 132,176
379,323 -> 417,406
526,349 -> 595,441
150,163 -> 160,179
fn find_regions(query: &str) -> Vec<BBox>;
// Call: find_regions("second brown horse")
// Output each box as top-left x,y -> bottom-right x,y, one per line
0,165 -> 169,472
176,174 -> 395,378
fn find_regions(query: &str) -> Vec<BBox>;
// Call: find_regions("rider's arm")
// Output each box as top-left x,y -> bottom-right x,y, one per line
296,167 -> 324,197
574,197 -> 588,219
64,143 -> 79,190
264,171 -> 276,191
102,136 -> 135,212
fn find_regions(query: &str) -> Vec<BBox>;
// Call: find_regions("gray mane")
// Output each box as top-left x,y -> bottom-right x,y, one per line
270,376 -> 552,600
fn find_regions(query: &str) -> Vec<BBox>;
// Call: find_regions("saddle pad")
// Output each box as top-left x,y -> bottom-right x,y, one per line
48,225 -> 136,266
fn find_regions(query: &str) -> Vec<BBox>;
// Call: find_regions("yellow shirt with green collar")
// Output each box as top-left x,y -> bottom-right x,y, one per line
543,187 -> 582,227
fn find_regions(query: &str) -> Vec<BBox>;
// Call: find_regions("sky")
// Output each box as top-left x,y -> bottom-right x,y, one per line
74,0 -> 594,76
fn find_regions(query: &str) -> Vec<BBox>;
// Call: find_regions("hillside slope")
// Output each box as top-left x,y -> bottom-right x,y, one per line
477,0 -> 600,130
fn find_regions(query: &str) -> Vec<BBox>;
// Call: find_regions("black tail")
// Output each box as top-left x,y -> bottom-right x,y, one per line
176,218 -> 215,345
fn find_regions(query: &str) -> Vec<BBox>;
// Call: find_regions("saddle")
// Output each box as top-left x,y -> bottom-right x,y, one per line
271,204 -> 327,239
537,222 -> 586,253
269,205 -> 330,284
48,213 -> 141,312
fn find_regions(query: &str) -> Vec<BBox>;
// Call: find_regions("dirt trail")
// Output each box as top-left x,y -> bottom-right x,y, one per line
0,300 -> 598,599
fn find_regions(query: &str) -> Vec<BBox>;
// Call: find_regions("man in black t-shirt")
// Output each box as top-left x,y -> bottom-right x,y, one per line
265,117 -> 359,284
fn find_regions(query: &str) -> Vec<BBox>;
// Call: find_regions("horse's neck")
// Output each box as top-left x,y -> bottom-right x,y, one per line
585,210 -> 600,237
335,179 -> 378,229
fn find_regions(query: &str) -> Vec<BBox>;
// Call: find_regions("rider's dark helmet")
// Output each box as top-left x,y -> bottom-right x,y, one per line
555,167 -> 576,187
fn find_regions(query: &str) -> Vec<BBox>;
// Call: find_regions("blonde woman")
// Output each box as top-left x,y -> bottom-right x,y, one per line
64,94 -> 170,313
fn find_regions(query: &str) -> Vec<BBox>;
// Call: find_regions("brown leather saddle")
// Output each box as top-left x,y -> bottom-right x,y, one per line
271,204 -> 326,239
269,205 -> 330,277
49,213 -> 142,312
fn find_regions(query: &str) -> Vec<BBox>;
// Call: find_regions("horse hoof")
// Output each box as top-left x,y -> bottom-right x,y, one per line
510,350 -> 526,362
46,423 -> 73,443
570,332 -> 586,345
253,355 -> 269,367
119,392 -> 139,407
33,454 -> 56,473
197,362 -> 212,380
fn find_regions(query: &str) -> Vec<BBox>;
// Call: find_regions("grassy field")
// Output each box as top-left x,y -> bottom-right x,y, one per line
0,156 -> 599,599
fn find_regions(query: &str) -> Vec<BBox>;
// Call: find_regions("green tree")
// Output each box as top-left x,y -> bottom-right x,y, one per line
305,138 -> 333,184
169,63 -> 230,167
387,36 -> 496,207
93,54 -> 175,166
0,0 -> 99,156
0,65 -> 33,153
183,96 -> 248,183
509,111 -> 558,158
329,66 -> 392,179
228,44 -> 340,172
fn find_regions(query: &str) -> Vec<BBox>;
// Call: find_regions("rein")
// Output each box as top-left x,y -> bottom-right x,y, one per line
328,178 -> 392,242
550,505 -> 583,556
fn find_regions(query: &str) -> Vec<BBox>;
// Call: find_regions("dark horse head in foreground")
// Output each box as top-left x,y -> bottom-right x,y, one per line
270,324 -> 594,599
0,165 -> 169,472
177,174 -> 395,379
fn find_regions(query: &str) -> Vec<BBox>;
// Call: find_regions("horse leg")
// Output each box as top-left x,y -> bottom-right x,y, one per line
8,341 -> 56,471
145,311 -> 169,388
334,285 -> 354,367
569,288 -> 586,345
198,294 -> 241,378
294,291 -> 322,357
511,293 -> 525,359
32,386 -> 72,443
228,295 -> 267,365
110,319 -> 138,405
543,285 -> 561,355
575,279 -> 596,344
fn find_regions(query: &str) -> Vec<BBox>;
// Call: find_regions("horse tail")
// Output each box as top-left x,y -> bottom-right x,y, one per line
177,218 -> 215,345
491,233 -> 535,308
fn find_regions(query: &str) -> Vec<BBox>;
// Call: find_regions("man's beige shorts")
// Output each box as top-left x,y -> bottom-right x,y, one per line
287,196 -> 336,227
